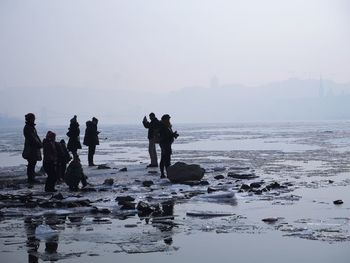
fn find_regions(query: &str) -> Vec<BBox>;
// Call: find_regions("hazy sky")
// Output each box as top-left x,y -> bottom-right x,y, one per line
1,0 -> 349,92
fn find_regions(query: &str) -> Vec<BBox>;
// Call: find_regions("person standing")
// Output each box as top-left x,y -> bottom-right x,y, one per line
159,114 -> 179,178
43,131 -> 58,192
56,139 -> 71,181
142,112 -> 160,167
83,117 -> 100,166
22,113 -> 42,184
66,115 -> 82,158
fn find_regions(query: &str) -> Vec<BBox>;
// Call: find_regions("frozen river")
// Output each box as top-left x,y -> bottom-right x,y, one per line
0,122 -> 349,262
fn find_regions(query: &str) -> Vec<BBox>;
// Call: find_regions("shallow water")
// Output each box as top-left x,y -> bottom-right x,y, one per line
0,122 -> 350,262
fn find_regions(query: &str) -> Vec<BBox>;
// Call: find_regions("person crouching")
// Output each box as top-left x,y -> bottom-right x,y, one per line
43,131 -> 58,192
65,156 -> 88,191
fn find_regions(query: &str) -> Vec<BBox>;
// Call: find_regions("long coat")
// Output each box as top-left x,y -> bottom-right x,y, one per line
159,122 -> 176,145
67,122 -> 82,152
22,123 -> 42,161
83,121 -> 99,146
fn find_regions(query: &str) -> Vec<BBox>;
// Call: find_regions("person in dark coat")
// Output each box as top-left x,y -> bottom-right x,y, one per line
56,139 -> 71,181
22,113 -> 43,184
142,112 -> 160,167
66,115 -> 82,158
83,117 -> 100,166
64,156 -> 88,191
43,131 -> 58,192
159,114 -> 179,178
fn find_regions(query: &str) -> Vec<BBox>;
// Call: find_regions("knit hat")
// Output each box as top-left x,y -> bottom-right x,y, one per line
46,131 -> 56,141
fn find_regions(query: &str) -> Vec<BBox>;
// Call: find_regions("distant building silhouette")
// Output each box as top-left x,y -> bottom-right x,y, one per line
319,75 -> 324,98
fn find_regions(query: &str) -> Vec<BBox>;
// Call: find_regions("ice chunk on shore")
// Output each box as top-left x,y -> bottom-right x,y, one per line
35,224 -> 59,239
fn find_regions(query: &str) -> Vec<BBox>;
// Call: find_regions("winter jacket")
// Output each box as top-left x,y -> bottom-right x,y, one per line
143,117 -> 161,140
67,122 -> 82,151
159,122 -> 177,145
65,160 -> 85,187
83,121 -> 99,146
22,123 -> 42,161
43,138 -> 58,164
56,142 -> 72,164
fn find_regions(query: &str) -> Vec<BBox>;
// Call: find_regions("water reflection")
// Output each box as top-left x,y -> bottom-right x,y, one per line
25,215 -> 63,263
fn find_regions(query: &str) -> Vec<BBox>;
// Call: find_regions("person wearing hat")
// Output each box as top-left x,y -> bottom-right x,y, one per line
83,117 -> 100,166
159,114 -> 179,178
22,113 -> 43,184
66,115 -> 82,158
142,112 -> 161,167
43,131 -> 58,192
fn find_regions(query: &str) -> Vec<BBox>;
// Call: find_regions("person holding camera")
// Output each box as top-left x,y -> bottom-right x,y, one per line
142,112 -> 161,168
159,114 -> 179,178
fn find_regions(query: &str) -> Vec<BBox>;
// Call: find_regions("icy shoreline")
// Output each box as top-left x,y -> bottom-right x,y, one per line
1,122 -> 350,262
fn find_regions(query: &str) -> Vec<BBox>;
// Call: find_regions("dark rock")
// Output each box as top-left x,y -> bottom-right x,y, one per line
25,202 -> 38,208
328,180 -> 334,184
119,167 -> 127,172
67,202 -> 80,208
116,196 -> 135,202
103,178 -> 114,185
120,201 -> 136,210
199,180 -> 210,186
142,180 -> 154,187
262,217 -> 279,223
51,193 -> 64,200
214,175 -> 225,180
97,164 -> 111,170
136,201 -> 161,216
164,237 -> 173,245
39,202 -> 55,208
227,172 -> 258,180
167,162 -> 205,183
99,208 -> 111,214
253,189 -> 263,195
240,184 -> 250,191
207,187 -> 220,193
213,167 -> 226,172
124,224 -> 138,228
250,182 -> 262,188
148,170 -> 158,174
90,207 -> 99,214
333,200 -> 343,205
68,216 -> 83,223
266,182 -> 285,190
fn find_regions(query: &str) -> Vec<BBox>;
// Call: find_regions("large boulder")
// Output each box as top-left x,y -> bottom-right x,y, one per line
167,162 -> 205,183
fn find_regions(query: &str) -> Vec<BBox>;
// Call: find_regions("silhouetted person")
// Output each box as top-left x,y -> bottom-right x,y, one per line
66,115 -> 82,158
83,117 -> 100,166
64,156 -> 88,191
159,114 -> 179,178
22,113 -> 43,184
142,112 -> 160,167
43,131 -> 58,192
56,139 -> 71,181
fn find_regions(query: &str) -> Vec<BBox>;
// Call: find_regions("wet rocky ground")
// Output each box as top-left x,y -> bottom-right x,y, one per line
0,122 -> 350,262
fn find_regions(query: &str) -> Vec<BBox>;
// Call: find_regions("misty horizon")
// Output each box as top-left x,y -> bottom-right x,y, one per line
1,77 -> 350,126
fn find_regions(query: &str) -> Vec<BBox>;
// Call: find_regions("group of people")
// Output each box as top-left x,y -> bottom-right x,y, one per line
143,113 -> 179,178
22,111 -> 178,192
22,113 -> 100,192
